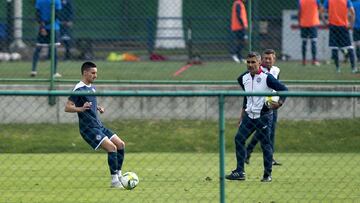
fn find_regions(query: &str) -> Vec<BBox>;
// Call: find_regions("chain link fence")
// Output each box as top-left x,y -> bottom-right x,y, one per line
0,0 -> 360,202
0,88 -> 360,202
1,0 -> 359,80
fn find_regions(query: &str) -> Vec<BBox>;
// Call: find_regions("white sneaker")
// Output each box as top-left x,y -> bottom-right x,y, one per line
111,180 -> 124,189
30,71 -> 37,77
53,73 -> 62,78
232,55 -> 240,63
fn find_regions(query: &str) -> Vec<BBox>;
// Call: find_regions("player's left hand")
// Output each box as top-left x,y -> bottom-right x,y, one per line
97,106 -> 105,113
267,100 -> 283,110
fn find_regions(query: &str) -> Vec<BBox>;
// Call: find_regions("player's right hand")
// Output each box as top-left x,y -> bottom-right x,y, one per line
39,27 -> 47,36
82,102 -> 92,111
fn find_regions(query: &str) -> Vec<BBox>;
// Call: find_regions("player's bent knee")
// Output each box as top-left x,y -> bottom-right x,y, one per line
101,140 -> 117,152
111,134 -> 125,149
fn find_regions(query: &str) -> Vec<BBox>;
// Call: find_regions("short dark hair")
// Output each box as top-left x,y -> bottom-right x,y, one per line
263,49 -> 276,56
81,61 -> 96,74
247,51 -> 261,61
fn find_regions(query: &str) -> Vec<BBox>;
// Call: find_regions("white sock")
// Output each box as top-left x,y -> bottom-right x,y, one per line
111,174 -> 119,182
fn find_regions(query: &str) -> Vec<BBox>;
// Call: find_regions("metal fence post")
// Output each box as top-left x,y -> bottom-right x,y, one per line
48,0 -> 56,105
218,94 -> 226,203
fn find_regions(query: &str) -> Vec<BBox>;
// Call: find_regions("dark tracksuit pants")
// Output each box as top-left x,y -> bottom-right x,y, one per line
234,112 -> 273,176
247,109 -> 277,154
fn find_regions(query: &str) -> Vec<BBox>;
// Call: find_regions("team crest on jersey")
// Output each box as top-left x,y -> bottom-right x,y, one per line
256,77 -> 261,83
96,135 -> 102,140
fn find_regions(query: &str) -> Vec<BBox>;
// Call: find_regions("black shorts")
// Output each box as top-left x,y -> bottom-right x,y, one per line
36,29 -> 61,46
80,126 -> 115,150
232,29 -> 248,41
353,28 -> 360,42
300,27 -> 318,39
329,25 -> 352,48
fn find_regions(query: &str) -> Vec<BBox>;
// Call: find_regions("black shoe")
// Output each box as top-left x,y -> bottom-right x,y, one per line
225,170 -> 245,181
272,159 -> 282,166
261,175 -> 272,182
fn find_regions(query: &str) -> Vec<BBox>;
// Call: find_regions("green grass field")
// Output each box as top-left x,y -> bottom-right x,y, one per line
0,119 -> 360,202
1,119 -> 360,153
1,59 -> 360,202
0,60 -> 359,82
0,153 -> 359,203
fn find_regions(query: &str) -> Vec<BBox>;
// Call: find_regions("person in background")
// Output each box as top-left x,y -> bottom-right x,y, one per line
59,0 -> 74,60
321,0 -> 358,73
31,0 -> 62,78
65,62 -> 126,188
231,0 -> 248,63
245,49 -> 282,166
298,0 -> 322,66
225,52 -> 288,182
352,0 -> 360,63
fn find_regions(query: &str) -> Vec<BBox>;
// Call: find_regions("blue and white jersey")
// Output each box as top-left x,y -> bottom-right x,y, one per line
237,70 -> 287,119
35,0 -> 62,30
353,0 -> 360,29
69,81 -> 103,132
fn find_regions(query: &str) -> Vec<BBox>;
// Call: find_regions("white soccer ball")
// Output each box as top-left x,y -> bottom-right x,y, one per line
0,52 -> 10,61
10,52 -> 22,61
120,172 -> 139,190
265,96 -> 279,108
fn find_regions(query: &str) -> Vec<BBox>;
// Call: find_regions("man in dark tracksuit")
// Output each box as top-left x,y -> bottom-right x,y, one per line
225,51 -> 288,182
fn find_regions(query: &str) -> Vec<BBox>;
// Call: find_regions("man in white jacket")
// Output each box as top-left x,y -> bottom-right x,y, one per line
245,49 -> 282,166
225,51 -> 287,182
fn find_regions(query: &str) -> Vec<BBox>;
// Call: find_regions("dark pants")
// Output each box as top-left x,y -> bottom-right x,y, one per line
246,109 -> 277,154
231,29 -> 247,59
61,25 -> 72,59
234,112 -> 273,176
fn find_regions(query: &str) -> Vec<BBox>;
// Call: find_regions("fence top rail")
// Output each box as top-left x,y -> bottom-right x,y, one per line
0,90 -> 360,97
1,79 -> 360,85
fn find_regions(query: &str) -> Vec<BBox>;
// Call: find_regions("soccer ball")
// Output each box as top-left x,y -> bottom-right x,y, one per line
120,172 -> 139,190
265,96 -> 279,108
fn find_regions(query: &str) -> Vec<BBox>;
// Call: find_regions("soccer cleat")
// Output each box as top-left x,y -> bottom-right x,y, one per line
351,68 -> 359,74
232,55 -> 241,63
111,180 -> 124,189
30,71 -> 37,77
225,170 -> 245,180
53,72 -> 62,78
336,67 -> 341,73
312,60 -> 320,66
261,175 -> 272,182
272,159 -> 282,166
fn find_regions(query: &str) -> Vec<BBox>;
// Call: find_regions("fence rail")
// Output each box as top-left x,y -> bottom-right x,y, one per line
1,90 -> 359,202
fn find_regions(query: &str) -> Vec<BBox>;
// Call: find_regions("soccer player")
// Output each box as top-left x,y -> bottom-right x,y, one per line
245,49 -> 282,166
321,0 -> 358,73
231,0 -> 248,63
64,62 -> 125,188
225,52 -> 288,182
31,0 -> 62,77
298,0 -> 322,66
59,0 -> 74,60
352,0 -> 360,62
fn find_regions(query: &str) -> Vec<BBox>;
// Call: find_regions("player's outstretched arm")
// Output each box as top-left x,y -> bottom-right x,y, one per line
64,100 -> 91,113
97,106 -> 105,114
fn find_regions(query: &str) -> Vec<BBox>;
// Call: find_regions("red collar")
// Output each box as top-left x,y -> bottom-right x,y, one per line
257,67 -> 263,74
